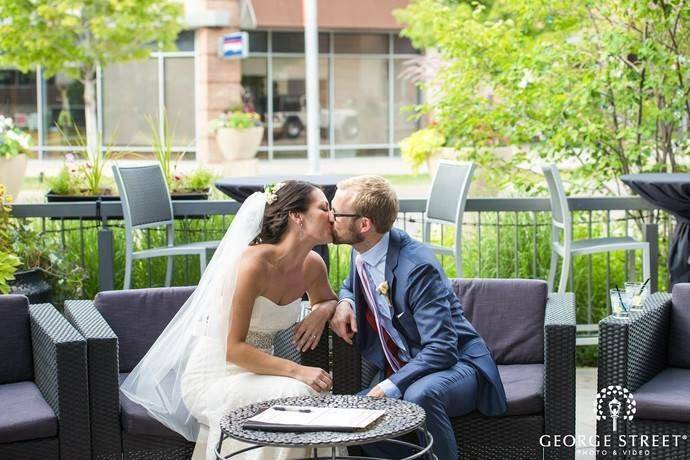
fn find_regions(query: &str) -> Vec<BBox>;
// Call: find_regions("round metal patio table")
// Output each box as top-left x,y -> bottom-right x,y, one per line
215,394 -> 435,459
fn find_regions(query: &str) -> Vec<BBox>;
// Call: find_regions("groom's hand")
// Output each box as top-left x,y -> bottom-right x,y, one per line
366,385 -> 385,398
330,301 -> 357,345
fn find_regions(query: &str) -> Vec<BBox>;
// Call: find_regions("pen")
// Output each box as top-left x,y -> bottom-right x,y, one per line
273,406 -> 311,413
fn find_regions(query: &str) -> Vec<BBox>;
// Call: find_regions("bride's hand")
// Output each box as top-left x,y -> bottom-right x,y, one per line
294,301 -> 334,352
294,365 -> 333,392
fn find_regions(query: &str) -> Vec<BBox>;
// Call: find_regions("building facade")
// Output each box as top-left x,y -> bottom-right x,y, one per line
0,0 -> 419,165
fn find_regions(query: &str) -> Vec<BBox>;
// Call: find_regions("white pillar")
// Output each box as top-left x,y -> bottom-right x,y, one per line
303,0 -> 320,173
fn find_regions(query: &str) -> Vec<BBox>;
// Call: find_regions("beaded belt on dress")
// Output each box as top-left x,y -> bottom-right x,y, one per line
246,330 -> 274,353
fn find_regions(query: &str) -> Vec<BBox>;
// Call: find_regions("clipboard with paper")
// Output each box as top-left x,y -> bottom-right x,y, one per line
242,405 -> 385,432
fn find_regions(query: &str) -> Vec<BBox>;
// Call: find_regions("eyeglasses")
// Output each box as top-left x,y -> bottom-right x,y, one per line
330,208 -> 362,220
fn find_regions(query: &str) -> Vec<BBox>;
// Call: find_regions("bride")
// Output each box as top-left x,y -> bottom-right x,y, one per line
121,181 -> 339,459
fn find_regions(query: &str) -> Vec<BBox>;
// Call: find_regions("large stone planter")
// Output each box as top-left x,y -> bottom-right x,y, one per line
0,154 -> 28,199
9,268 -> 52,304
215,126 -> 264,161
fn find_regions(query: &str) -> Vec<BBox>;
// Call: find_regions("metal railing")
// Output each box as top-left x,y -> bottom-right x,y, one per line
10,196 -> 669,345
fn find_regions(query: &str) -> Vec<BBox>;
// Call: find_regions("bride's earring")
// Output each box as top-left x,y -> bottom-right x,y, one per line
299,220 -> 305,240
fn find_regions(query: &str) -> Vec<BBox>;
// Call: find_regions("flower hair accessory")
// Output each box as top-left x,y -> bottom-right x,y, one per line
264,182 -> 286,205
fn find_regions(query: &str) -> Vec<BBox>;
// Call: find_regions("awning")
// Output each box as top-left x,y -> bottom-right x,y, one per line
241,0 -> 409,30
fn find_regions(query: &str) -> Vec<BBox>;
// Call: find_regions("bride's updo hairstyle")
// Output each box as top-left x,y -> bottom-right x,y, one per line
252,180 -> 320,244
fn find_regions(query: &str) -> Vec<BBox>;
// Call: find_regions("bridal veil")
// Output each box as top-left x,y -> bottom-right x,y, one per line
120,192 -> 266,441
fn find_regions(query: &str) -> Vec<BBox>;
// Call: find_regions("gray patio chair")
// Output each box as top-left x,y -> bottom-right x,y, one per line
542,165 -> 650,294
423,160 -> 475,276
0,295 -> 90,460
331,278 -> 576,459
597,284 -> 690,459
112,164 -> 220,290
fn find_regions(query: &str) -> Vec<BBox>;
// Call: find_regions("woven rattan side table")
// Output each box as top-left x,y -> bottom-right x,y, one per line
216,394 -> 435,459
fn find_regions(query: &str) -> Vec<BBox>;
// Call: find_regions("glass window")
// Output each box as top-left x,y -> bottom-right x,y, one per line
164,57 -> 195,156
248,31 -> 268,52
334,34 -> 388,54
272,32 -> 330,53
241,57 -> 268,146
394,36 -> 418,54
333,58 -> 388,145
44,73 -> 85,147
0,68 -> 39,155
394,60 -> 420,142
271,57 -> 328,147
103,59 -> 158,147
175,30 -> 195,52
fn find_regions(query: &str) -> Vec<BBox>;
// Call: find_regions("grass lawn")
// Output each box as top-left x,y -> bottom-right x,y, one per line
382,174 -> 431,186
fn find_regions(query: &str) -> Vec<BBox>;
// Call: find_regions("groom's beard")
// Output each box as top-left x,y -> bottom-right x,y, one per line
332,222 -> 365,245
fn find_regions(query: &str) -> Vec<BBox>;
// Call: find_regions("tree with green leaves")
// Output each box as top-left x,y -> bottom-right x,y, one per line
396,0 -> 690,194
0,0 -> 183,159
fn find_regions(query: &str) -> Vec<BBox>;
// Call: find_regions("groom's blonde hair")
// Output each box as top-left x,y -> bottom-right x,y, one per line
337,175 -> 399,233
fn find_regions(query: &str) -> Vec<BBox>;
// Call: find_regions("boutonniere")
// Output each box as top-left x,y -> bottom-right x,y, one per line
376,281 -> 392,306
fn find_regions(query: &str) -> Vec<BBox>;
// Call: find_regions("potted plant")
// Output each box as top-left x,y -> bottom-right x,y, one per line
45,126 -> 119,202
210,108 -> 264,161
170,168 -> 215,199
0,184 -> 20,294
8,219 -> 85,304
0,115 -> 32,199
400,125 -> 449,175
148,113 -> 215,199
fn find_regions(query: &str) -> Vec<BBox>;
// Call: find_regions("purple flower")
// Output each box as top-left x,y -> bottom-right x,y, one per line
65,153 -> 75,162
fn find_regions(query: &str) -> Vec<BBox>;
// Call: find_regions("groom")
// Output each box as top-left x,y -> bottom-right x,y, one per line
329,175 -> 507,459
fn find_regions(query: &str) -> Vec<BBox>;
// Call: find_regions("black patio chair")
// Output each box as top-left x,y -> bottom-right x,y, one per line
332,278 -> 576,459
0,294 -> 90,459
597,284 -> 690,459
64,286 -> 330,460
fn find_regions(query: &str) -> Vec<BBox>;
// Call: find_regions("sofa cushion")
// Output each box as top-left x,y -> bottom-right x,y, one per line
497,364 -> 544,416
95,287 -> 195,372
0,295 -> 33,384
452,279 -> 546,364
668,284 -> 690,368
634,368 -> 690,422
0,381 -> 57,443
118,373 -> 184,439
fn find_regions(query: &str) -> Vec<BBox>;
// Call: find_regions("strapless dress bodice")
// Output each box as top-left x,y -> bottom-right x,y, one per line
245,296 -> 302,352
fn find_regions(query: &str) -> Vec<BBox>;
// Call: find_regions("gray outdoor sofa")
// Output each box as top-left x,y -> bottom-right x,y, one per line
332,278 -> 577,460
597,284 -> 690,459
0,294 -> 90,460
64,286 -> 330,460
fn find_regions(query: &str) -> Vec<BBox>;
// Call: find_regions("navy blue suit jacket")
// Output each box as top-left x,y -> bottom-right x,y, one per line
339,228 -> 507,416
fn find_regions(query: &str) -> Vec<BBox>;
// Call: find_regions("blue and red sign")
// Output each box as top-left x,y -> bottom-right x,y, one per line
219,32 -> 248,59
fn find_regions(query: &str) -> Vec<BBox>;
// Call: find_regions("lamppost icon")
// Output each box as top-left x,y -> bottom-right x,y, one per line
596,385 -> 636,432
608,397 -> 621,431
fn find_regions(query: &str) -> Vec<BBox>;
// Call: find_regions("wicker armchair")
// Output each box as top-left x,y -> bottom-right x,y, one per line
332,278 -> 576,460
0,295 -> 90,460
597,285 -> 690,460
64,287 -> 329,460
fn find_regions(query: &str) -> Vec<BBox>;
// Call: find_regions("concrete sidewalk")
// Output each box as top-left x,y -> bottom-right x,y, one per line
576,367 -> 597,459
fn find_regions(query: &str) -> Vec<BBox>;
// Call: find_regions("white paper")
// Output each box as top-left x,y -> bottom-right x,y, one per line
247,405 -> 385,429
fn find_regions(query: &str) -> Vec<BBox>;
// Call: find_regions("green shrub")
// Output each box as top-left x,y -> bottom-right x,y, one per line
400,127 -> 445,172
47,165 -> 79,195
178,169 -> 215,193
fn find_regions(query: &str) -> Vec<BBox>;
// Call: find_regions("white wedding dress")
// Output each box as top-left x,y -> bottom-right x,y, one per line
181,296 -> 323,460
120,192 -> 339,460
